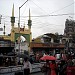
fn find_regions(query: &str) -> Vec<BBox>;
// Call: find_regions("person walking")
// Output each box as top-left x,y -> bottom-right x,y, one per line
23,57 -> 32,75
44,60 -> 51,75
50,60 -> 57,75
59,60 -> 67,75
41,60 -> 51,75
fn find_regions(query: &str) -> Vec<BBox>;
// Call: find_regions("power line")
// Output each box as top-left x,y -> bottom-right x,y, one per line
1,13 -> 74,28
20,13 -> 75,17
2,13 -> 75,18
30,0 -> 50,15
50,2 -> 75,14
20,0 -> 28,16
32,22 -> 64,28
31,0 -> 75,16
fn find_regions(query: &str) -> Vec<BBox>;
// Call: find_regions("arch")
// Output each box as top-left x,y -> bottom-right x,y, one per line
20,35 -> 26,42
16,35 -> 27,43
15,33 -> 30,43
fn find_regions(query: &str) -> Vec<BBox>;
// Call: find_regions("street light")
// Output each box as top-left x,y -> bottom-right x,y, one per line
18,0 -> 29,29
18,0 -> 29,54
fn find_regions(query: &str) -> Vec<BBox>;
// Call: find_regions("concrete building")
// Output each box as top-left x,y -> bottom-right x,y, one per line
63,19 -> 75,58
64,19 -> 75,37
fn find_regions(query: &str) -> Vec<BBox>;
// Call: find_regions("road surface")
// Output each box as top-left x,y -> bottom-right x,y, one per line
31,72 -> 44,75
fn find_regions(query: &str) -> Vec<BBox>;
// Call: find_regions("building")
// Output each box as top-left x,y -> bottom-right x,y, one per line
64,19 -> 75,37
64,19 -> 75,47
63,19 -> 75,58
30,33 -> 65,61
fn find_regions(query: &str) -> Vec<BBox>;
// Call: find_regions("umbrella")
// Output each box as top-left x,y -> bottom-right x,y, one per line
40,55 -> 56,61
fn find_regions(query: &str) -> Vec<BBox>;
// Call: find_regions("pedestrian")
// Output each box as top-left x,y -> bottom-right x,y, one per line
50,60 -> 57,75
59,60 -> 67,75
41,60 -> 51,75
45,60 -> 51,75
24,57 -> 32,75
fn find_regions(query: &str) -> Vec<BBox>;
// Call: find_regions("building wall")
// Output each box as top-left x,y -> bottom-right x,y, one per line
64,19 -> 75,37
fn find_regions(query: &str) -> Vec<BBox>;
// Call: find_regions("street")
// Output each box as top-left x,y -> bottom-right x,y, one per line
31,72 -> 44,75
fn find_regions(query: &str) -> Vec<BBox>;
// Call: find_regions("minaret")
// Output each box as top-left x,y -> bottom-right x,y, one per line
28,9 -> 32,54
28,8 -> 32,30
11,4 -> 15,29
11,4 -> 15,42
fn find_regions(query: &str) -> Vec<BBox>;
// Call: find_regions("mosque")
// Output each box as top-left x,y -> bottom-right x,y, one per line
0,4 -> 32,54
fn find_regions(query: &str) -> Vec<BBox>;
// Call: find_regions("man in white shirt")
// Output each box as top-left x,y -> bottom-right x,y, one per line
24,57 -> 32,75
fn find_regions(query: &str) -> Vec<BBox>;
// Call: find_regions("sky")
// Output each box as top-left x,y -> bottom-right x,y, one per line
0,0 -> 74,38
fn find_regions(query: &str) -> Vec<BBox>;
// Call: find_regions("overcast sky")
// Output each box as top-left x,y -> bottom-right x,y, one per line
0,0 -> 74,38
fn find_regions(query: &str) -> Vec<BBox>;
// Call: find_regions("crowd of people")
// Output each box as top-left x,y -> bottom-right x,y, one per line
23,52 -> 75,75
1,52 -> 75,75
41,59 -> 75,75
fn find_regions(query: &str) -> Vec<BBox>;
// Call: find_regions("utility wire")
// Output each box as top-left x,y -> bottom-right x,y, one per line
2,13 -> 75,18
20,13 -> 75,17
1,1 -> 75,19
21,1 -> 28,16
30,0 -> 50,15
1,0 -> 75,30
50,2 -> 75,14
31,0 -> 75,15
